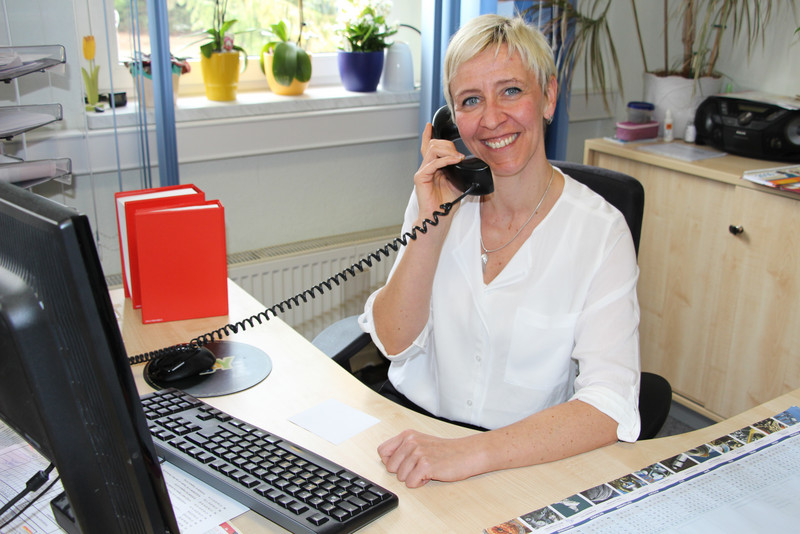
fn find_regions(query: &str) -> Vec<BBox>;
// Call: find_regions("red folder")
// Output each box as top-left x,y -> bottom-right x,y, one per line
114,185 -> 205,307
134,200 -> 228,324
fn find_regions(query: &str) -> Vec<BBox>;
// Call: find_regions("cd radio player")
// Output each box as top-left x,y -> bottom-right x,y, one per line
694,93 -> 800,162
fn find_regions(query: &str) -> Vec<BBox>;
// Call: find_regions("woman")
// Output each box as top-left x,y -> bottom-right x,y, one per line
358,14 -> 641,488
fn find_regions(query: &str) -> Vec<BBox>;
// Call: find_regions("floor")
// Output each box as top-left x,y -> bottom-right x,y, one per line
655,401 -> 716,438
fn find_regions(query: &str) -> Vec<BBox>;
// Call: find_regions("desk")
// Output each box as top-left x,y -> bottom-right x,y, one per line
113,280 -> 800,532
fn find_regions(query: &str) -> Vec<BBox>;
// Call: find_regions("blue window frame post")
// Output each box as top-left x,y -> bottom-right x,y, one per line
146,0 -> 180,187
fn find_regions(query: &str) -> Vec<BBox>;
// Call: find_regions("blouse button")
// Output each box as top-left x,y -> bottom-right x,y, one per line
466,400 -> 473,406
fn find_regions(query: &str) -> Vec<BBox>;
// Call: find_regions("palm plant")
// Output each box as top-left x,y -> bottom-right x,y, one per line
524,0 -> 796,108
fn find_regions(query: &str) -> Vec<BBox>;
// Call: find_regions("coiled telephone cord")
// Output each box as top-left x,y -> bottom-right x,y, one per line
128,186 -> 476,365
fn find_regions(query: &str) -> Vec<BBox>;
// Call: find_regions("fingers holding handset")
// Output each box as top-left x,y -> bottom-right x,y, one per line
415,123 -> 465,209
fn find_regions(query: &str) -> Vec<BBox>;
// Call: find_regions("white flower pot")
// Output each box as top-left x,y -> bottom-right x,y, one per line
643,73 -> 722,139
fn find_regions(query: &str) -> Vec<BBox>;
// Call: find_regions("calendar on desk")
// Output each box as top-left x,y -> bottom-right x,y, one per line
485,407 -> 800,534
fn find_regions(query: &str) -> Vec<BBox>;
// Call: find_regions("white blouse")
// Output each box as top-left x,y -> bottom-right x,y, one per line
359,172 -> 641,441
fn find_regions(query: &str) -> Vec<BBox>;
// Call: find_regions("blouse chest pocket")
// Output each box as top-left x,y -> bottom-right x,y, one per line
503,308 -> 579,389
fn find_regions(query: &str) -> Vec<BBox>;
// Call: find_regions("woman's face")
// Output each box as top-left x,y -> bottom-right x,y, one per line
450,44 -> 556,180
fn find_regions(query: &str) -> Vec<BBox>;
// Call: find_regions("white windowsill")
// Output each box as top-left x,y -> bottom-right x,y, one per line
87,85 -> 421,130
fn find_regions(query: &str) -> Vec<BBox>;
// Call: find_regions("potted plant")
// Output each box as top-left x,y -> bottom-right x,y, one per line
337,1 -> 398,92
198,0 -> 248,101
260,17 -> 312,96
524,1 -> 796,134
125,53 -> 191,108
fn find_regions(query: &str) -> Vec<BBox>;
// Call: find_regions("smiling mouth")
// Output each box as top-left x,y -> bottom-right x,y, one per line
483,133 -> 518,149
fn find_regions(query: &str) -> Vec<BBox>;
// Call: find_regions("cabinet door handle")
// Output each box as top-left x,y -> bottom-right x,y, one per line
729,225 -> 744,236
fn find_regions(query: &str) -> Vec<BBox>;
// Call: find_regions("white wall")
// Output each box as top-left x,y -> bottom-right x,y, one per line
1,0 -> 420,277
563,2 -> 800,163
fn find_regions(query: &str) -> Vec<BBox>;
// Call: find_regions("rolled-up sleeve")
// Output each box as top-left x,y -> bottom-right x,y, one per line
570,222 -> 641,442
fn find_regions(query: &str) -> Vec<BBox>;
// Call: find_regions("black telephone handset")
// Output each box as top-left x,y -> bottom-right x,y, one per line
131,107 -> 492,380
431,105 -> 494,195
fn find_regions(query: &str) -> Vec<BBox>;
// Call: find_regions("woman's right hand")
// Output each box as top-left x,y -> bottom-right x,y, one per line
414,123 -> 465,219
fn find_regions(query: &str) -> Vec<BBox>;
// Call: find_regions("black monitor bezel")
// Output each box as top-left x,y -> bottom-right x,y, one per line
0,182 -> 179,533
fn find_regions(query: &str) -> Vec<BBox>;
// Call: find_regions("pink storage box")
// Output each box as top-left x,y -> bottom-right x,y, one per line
616,120 -> 659,141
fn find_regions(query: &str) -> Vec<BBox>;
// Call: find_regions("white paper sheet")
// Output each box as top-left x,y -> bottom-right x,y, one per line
161,462 -> 248,534
638,142 -> 727,162
290,399 -> 380,445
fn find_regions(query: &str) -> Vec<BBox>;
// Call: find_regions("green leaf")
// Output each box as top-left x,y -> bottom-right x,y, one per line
233,46 -> 248,71
270,20 -> 290,42
259,42 -> 280,74
295,47 -> 311,83
220,19 -> 237,35
271,41 -> 297,86
200,42 -> 215,59
260,43 -> 270,74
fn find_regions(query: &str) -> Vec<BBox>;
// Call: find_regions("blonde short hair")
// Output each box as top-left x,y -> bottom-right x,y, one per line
443,14 -> 556,112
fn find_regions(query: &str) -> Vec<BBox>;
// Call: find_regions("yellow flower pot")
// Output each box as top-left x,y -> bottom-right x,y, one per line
201,52 -> 240,101
263,52 -> 310,96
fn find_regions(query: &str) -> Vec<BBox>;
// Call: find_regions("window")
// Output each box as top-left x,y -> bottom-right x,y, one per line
79,0 -> 418,98
113,0 -> 415,62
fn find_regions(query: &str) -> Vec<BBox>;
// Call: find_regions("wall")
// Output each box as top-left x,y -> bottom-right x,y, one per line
1,0 -> 420,278
3,1 -> 798,276
562,2 -> 800,163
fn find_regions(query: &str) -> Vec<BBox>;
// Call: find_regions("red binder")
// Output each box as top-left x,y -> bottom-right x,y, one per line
134,200 -> 228,324
115,185 -> 205,306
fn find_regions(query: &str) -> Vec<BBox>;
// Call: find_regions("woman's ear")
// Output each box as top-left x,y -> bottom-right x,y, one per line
543,75 -> 558,119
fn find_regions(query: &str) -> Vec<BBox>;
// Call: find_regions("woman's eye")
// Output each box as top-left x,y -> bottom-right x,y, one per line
461,96 -> 480,107
504,87 -> 522,96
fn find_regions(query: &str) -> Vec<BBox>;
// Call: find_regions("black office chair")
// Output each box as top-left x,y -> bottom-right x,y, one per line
313,161 -> 671,439
310,315 -> 372,374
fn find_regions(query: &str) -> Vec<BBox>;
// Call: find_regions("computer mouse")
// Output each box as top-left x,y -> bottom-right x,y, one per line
146,345 -> 217,383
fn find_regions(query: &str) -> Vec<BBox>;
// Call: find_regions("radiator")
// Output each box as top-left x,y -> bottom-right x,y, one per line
227,226 -> 399,341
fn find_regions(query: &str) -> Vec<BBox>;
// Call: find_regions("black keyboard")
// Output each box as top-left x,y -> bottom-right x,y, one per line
141,388 -> 398,534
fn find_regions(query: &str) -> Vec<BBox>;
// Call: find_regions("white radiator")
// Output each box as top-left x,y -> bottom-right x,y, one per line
227,226 -> 399,341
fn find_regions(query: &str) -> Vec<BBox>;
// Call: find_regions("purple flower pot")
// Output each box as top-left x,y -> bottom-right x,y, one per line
337,50 -> 385,93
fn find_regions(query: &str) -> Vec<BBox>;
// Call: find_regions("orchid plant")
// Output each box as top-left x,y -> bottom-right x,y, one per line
337,0 -> 398,52
260,19 -> 312,88
199,0 -> 248,67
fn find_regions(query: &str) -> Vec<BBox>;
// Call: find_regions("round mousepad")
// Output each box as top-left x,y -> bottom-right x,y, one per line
144,340 -> 272,397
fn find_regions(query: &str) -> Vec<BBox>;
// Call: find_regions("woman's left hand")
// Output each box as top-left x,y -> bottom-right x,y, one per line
377,430 -> 483,488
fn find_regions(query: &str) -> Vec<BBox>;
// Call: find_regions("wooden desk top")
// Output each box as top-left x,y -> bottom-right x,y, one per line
584,137 -> 799,200
113,280 -> 800,532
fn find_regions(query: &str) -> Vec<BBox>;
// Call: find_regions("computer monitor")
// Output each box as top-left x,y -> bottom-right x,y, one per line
0,181 -> 179,533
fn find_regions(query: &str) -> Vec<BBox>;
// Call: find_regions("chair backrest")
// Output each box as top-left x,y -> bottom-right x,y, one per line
551,160 -> 645,256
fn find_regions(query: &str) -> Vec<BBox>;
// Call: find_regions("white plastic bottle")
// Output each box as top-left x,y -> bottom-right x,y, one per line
663,109 -> 674,142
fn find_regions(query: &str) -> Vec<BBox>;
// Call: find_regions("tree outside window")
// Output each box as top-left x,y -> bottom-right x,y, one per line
114,0 -> 345,62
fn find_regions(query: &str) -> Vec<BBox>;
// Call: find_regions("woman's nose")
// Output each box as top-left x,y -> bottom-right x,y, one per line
480,101 -> 506,129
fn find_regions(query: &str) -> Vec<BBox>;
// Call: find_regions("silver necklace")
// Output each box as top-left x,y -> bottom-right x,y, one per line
480,165 -> 555,272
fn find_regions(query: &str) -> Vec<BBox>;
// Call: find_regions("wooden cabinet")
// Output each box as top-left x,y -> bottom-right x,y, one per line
584,138 -> 800,420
